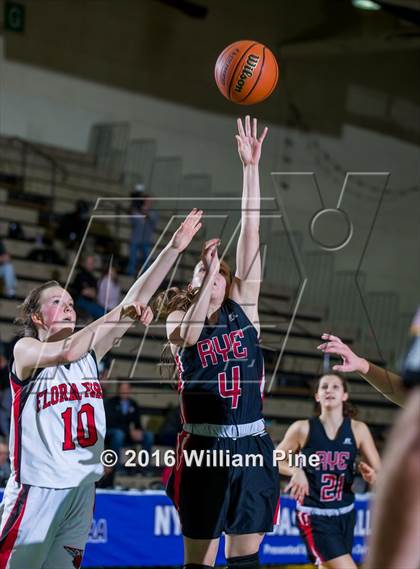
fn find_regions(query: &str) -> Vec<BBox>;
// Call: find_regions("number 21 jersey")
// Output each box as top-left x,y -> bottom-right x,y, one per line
301,417 -> 357,509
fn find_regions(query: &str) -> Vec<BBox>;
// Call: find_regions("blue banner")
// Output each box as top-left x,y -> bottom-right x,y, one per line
0,490 -> 371,566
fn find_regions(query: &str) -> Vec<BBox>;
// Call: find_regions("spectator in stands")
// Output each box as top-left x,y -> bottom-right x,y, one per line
0,439 -> 10,487
56,199 -> 90,249
98,265 -> 121,311
0,240 -> 17,298
92,221 -> 119,257
0,337 -> 9,392
155,405 -> 181,448
105,381 -> 154,467
97,352 -> 113,398
72,254 -> 105,320
8,222 -> 24,240
155,406 -> 182,488
127,186 -> 159,276
0,387 -> 11,440
0,335 -> 10,442
27,233 -> 65,265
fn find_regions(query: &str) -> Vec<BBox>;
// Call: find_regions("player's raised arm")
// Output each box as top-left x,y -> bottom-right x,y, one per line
15,210 -> 203,377
123,209 -> 202,307
89,208 -> 204,361
167,238 -> 221,347
229,115 -> 267,335
317,333 -> 406,407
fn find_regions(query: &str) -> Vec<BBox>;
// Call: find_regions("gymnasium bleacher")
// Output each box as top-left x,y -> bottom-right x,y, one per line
0,132 -> 397,488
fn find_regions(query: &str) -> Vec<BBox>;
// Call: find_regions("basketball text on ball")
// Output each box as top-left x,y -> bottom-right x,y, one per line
234,54 -> 260,93
221,48 -> 240,85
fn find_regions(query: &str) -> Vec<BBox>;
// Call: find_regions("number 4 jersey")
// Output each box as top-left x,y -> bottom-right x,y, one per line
175,298 -> 265,426
301,417 -> 357,509
9,350 -> 105,488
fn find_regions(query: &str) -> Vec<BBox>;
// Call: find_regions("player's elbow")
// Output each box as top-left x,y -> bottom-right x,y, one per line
62,350 -> 75,364
175,335 -> 197,348
60,345 -> 82,365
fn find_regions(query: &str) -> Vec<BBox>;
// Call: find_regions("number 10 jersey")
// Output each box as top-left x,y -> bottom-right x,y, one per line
9,350 -> 105,489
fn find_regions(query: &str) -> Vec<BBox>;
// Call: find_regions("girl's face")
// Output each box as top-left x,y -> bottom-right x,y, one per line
34,286 -> 76,337
315,375 -> 348,411
190,261 -> 230,302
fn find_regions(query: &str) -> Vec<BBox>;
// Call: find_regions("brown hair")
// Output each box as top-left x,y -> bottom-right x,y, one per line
14,280 -> 62,338
152,259 -> 233,381
313,374 -> 358,418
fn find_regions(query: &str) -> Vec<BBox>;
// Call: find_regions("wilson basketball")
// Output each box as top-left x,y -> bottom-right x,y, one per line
214,40 -> 278,105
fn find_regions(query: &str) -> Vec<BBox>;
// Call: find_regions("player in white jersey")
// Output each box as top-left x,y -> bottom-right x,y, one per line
0,209 -> 203,569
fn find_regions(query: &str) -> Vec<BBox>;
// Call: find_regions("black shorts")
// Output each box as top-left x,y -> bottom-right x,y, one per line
296,508 -> 356,565
166,430 -> 280,539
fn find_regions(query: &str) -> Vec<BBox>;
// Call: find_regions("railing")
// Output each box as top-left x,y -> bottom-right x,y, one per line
7,136 -> 68,200
88,122 -> 130,177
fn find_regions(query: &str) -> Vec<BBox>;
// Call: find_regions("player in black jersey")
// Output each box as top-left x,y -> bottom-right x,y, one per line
155,116 -> 280,569
276,374 -> 381,569
318,320 -> 420,569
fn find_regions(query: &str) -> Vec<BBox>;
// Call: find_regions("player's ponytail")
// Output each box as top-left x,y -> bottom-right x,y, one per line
313,374 -> 358,418
152,258 -> 233,382
152,286 -> 199,321
152,286 -> 199,382
14,280 -> 61,338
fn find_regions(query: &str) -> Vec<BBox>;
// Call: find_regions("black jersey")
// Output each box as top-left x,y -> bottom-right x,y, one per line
175,298 -> 265,426
300,417 -> 357,509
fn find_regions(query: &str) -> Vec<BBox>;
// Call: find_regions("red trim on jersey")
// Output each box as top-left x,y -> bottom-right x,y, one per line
297,511 -> 325,565
0,485 -> 29,568
10,380 -> 21,484
273,497 -> 281,525
173,431 -> 189,510
174,354 -> 186,424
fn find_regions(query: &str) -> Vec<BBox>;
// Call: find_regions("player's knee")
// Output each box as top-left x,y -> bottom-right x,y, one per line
226,551 -> 260,569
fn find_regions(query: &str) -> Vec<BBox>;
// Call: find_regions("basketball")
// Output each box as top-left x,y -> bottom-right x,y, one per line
214,40 -> 279,104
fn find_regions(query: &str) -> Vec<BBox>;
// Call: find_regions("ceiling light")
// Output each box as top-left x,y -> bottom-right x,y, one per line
352,0 -> 382,10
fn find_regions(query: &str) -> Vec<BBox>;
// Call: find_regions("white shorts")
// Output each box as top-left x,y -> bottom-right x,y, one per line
0,477 -> 95,569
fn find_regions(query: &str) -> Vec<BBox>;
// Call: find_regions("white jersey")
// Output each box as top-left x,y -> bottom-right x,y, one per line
9,350 -> 105,489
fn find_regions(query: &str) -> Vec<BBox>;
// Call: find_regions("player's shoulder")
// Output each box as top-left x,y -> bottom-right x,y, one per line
289,419 -> 310,438
350,418 -> 370,443
286,420 -> 310,448
350,418 -> 368,432
166,309 -> 186,323
13,337 -> 39,357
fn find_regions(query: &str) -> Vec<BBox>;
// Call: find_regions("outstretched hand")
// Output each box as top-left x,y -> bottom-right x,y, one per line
170,209 -> 203,252
201,238 -> 221,276
236,115 -> 268,166
285,469 -> 310,504
317,333 -> 369,374
121,303 -> 154,325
